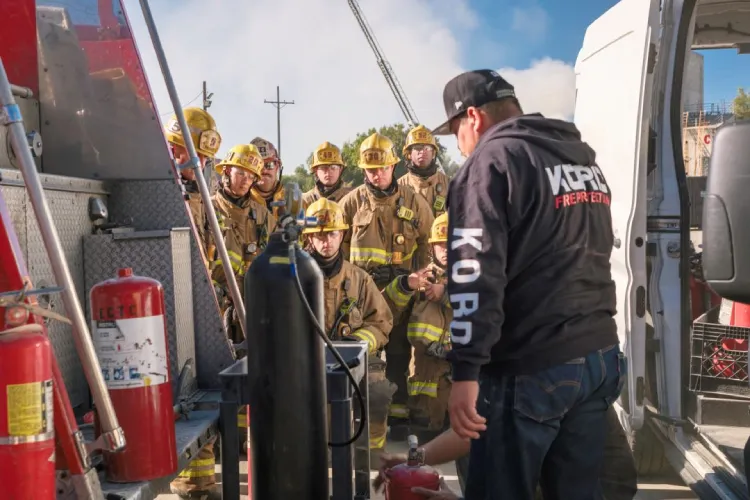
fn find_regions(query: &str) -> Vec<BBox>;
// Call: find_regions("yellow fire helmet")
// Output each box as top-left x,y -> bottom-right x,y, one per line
403,124 -> 438,156
214,144 -> 264,177
302,198 -> 350,235
164,107 -> 221,158
311,141 -> 344,170
428,212 -> 449,244
250,137 -> 280,164
358,132 -> 399,169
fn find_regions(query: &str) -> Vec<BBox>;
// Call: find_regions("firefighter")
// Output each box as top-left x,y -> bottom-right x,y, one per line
339,132 -> 434,439
301,198 -> 396,464
170,144 -> 271,500
400,125 -> 449,218
383,212 -> 452,442
250,137 -> 286,218
301,141 -> 353,211
163,106 -> 221,258
207,143 -> 275,344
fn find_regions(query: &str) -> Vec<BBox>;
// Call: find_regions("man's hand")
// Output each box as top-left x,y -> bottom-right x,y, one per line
408,269 -> 430,291
412,478 -> 460,499
372,452 -> 408,492
448,381 -> 486,439
425,283 -> 445,302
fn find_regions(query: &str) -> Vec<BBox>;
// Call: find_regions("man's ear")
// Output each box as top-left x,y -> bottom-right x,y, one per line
466,107 -> 483,133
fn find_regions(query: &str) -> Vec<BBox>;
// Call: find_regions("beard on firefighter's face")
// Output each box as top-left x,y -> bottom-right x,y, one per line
314,164 -> 343,187
310,230 -> 343,259
224,166 -> 256,197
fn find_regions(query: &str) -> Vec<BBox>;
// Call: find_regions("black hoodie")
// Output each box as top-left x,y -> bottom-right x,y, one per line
446,114 -> 618,381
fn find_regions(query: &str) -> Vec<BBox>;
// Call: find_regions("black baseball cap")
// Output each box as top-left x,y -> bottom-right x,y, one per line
432,69 -> 516,136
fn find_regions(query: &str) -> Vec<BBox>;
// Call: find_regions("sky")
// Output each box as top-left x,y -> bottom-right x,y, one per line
99,0 -> 749,168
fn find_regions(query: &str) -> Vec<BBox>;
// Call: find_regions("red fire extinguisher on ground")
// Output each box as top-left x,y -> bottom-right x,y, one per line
0,326 -> 56,498
385,435 -> 440,500
90,268 -> 177,482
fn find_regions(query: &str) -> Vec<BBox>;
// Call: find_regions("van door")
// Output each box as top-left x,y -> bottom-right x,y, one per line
574,0 -> 660,431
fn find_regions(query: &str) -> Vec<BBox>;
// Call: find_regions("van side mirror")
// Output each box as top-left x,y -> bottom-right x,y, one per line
702,120 -> 750,302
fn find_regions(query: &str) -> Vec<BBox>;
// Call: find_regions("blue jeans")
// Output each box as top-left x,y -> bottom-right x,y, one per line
464,345 -> 627,500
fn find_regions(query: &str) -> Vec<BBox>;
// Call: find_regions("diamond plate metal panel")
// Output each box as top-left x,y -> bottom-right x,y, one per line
109,180 -> 191,231
84,232 -> 184,396
0,185 -> 27,257
25,189 -> 102,409
191,238 -> 235,389
107,179 -> 234,389
171,229 -> 197,395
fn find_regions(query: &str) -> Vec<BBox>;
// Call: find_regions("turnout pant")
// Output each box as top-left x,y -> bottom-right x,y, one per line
170,439 -> 217,496
465,345 -> 627,500
385,320 -> 411,421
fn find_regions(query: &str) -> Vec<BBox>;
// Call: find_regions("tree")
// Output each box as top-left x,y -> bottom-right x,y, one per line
281,123 -> 459,191
733,88 -> 750,120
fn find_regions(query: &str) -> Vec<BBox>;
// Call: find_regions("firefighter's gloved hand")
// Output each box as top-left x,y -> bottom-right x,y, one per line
213,285 -> 225,300
370,266 -> 393,286
369,378 -> 398,421
392,267 -> 410,278
426,341 -> 447,360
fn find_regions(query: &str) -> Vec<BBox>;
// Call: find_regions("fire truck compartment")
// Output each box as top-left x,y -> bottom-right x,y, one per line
0,168 -> 236,412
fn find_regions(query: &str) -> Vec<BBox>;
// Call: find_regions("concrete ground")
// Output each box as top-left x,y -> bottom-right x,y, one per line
156,440 -> 697,500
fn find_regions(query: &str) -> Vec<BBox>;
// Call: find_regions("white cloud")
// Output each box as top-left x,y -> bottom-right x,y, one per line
498,58 -> 577,120
511,4 -> 550,44
123,0 -> 575,168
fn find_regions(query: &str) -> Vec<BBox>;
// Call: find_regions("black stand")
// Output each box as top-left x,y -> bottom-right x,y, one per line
218,341 -> 370,500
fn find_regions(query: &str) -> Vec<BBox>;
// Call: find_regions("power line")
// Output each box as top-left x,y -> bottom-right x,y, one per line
263,86 -> 294,157
160,90 -> 202,116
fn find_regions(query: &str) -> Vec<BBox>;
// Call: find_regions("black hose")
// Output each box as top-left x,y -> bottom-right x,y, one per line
288,244 -> 367,447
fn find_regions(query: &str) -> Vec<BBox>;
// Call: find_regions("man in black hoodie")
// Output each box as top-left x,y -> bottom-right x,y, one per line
431,70 -> 626,500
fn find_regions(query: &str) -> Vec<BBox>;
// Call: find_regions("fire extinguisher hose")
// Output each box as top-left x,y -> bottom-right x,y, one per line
288,244 -> 368,447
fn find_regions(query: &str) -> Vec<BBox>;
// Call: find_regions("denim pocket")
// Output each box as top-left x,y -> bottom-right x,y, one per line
513,359 -> 585,422
604,352 -> 628,406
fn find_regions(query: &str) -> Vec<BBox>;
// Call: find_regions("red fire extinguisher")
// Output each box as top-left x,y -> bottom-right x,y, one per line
90,268 -> 177,482
0,328 -> 56,499
385,435 -> 440,500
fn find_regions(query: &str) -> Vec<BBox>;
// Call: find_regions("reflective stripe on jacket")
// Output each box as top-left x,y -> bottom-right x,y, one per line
207,189 -> 274,294
383,263 -> 452,398
323,259 -> 393,353
339,184 -> 434,274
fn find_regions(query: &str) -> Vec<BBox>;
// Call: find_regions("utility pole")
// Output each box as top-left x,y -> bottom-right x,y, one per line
202,81 -> 213,111
201,81 -> 215,184
264,86 -> 294,157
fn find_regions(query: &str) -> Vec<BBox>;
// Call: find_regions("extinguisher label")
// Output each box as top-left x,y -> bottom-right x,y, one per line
6,379 -> 54,437
92,315 -> 169,390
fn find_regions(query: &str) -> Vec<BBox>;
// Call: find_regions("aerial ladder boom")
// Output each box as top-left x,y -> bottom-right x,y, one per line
347,0 -> 419,127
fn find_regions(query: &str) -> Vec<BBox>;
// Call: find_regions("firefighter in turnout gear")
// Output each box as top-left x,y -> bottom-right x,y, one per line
383,212 -> 452,442
207,144 -> 274,342
250,137 -> 287,218
400,125 -> 449,218
170,145 -> 273,499
302,198 -> 396,464
339,132 -> 434,439
301,141 -> 353,211
164,107 -> 222,259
